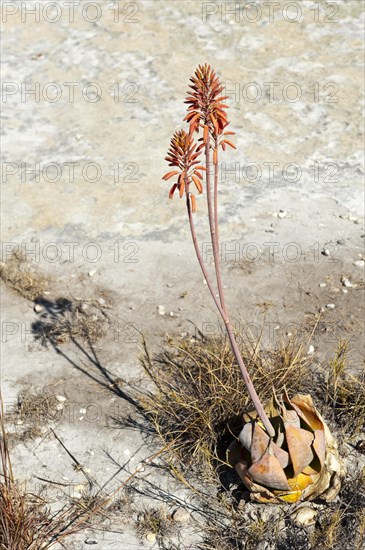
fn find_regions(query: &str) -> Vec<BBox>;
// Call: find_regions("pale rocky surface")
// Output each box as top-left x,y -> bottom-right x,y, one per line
1,1 -> 364,548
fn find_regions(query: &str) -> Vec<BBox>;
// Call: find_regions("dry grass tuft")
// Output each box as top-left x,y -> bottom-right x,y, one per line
0,252 -> 48,301
135,506 -> 173,541
137,333 -> 365,549
16,389 -> 62,424
319,341 -> 365,437
197,508 -> 284,550
5,388 -> 63,444
1,252 -> 111,346
197,469 -> 365,550
139,333 -> 312,482
309,469 -> 365,550
32,297 -> 110,346
0,394 -> 131,549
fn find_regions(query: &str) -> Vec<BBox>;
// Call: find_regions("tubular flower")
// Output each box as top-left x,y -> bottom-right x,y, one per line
227,391 -> 346,504
163,129 -> 206,210
184,63 -> 234,141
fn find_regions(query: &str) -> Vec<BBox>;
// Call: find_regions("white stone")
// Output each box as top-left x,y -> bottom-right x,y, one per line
354,260 -> 364,268
146,532 -> 156,542
88,269 -> 97,277
326,303 -> 335,309
307,345 -> 315,355
172,508 -> 190,523
56,395 -> 66,402
292,507 -> 317,526
157,305 -> 165,315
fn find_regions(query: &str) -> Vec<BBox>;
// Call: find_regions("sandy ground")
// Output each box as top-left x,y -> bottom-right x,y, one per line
1,1 -> 364,548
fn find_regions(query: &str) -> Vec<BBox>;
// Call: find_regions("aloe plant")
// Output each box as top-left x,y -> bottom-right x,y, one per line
163,64 -> 345,502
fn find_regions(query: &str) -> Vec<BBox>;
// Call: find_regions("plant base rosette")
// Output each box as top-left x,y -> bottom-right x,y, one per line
227,392 -> 346,503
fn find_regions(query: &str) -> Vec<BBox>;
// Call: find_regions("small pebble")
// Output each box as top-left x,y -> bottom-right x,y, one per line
79,408 -> 87,414
146,532 -> 156,543
341,278 -> 353,288
203,279 -> 207,285
172,508 -> 191,523
354,260 -> 365,268
157,305 -> 165,315
319,282 -> 327,288
34,303 -> 43,313
181,332 -> 187,337
337,239 -> 345,245
342,289 -> 348,294
55,403 -> 64,411
278,209 -> 287,219
307,345 -> 315,355
169,311 -> 174,317
322,248 -> 330,256
292,507 -> 317,526
166,283 -> 174,288
88,269 -> 97,277
326,303 -> 335,309
56,395 -> 66,402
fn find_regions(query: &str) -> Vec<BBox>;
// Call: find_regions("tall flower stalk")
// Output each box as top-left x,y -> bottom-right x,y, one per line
163,64 -> 275,438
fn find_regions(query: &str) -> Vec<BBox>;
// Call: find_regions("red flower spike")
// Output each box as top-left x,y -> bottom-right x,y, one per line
164,129 -> 202,205
185,63 -> 231,138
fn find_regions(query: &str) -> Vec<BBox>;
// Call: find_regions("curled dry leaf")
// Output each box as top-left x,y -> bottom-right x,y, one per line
227,393 -> 346,503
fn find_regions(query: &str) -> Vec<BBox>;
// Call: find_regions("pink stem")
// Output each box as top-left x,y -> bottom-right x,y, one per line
185,184 -> 275,438
205,135 -> 227,313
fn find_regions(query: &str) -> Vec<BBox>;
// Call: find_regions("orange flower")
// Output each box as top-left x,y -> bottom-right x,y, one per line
184,63 -> 232,139
163,129 -> 205,208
